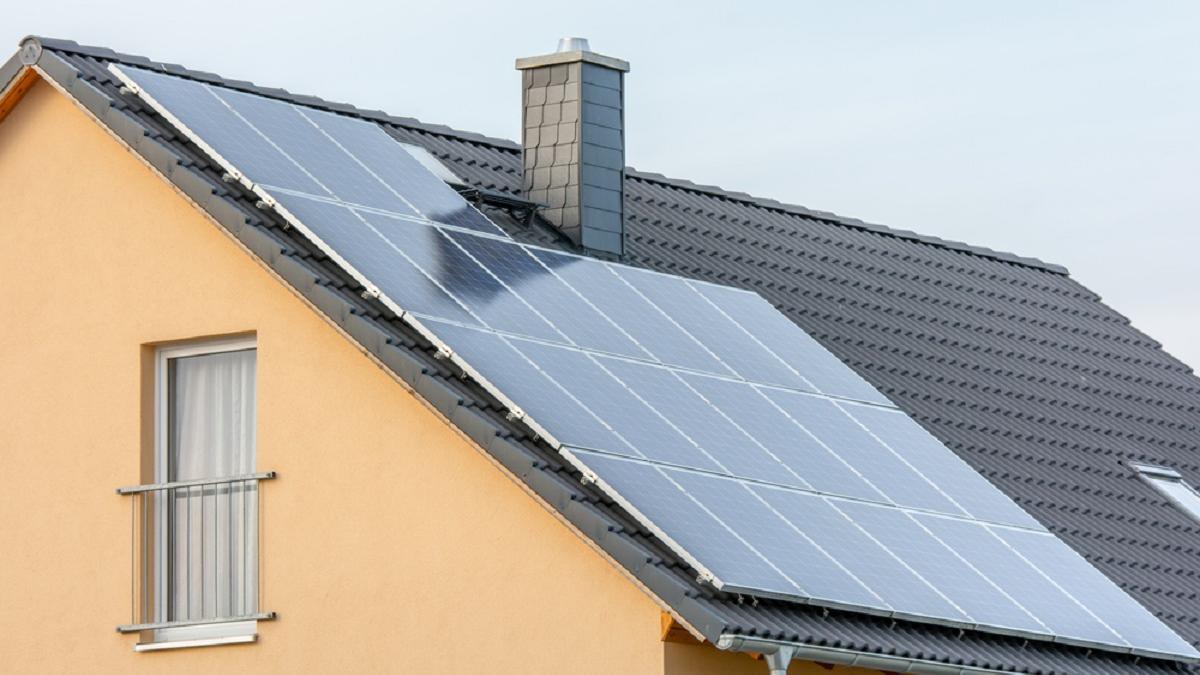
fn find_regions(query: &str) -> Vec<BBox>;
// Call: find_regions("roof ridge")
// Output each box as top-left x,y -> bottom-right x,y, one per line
621,169 -> 1069,274
24,35 -> 1069,276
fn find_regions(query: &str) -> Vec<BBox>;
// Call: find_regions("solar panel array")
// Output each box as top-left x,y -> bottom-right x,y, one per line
112,64 -> 1200,662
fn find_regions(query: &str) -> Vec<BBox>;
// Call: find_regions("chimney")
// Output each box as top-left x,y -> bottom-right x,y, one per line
516,38 -> 629,256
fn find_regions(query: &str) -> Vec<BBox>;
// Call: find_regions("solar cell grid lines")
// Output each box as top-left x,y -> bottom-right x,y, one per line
113,65 -> 504,236
112,63 -> 1200,661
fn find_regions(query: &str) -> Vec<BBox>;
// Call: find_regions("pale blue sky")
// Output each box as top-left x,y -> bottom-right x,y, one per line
7,1 -> 1199,367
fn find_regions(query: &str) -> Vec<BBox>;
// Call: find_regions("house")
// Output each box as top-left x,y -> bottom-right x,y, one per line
2,33 -> 1199,673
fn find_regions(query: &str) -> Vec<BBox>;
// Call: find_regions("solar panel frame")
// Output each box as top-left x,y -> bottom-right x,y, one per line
110,63 -> 1200,663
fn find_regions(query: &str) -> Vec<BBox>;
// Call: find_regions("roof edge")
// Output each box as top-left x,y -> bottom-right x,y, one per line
0,51 -> 24,95
717,634 -> 1006,674
21,35 -> 1070,277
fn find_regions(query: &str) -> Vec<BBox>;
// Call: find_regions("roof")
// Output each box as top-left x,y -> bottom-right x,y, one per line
9,36 -> 1200,674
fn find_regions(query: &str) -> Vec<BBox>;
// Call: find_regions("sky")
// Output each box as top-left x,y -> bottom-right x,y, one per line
6,1 -> 1200,367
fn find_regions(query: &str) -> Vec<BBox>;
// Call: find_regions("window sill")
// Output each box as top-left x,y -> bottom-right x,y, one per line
134,633 -> 256,652
123,614 -> 275,652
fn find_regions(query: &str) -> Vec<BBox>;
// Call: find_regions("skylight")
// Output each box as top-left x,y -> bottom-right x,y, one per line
1131,463 -> 1200,525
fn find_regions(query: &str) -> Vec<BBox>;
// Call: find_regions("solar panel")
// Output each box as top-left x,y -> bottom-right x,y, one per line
114,65 -> 504,236
762,389 -> 965,515
852,405 -> 1044,529
680,374 -> 882,499
835,500 -> 1045,634
400,143 -> 468,187
112,63 -> 1200,662
617,267 -> 812,390
446,231 -> 646,358
532,250 -> 731,374
693,282 -> 890,405
754,484 -> 968,621
917,515 -> 1123,644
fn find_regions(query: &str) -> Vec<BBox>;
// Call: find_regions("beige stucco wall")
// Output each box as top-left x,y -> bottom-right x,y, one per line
0,75 -> 877,675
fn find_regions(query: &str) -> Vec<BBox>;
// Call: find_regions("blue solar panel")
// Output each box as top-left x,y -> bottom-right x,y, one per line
835,501 -> 1045,634
301,108 -> 503,234
121,69 -> 326,195
693,282 -> 891,405
753,486 -> 969,621
115,65 -> 502,236
272,193 -> 477,325
446,232 -> 647,358
420,320 -> 622,451
762,389 -> 965,515
996,528 -> 1198,657
680,374 -> 884,501
667,469 -> 885,610
217,87 -> 421,216
354,215 -> 563,341
531,250 -> 732,375
115,62 -> 1200,662
596,358 -> 799,484
616,267 -> 810,390
918,515 -> 1125,646
852,405 -> 1043,529
511,340 -> 723,471
572,452 -> 799,597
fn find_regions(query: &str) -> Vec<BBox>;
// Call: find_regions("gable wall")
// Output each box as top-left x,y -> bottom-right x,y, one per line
0,76 -> 672,673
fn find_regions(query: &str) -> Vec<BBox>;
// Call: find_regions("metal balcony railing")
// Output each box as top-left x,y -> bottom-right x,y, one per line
116,472 -> 277,633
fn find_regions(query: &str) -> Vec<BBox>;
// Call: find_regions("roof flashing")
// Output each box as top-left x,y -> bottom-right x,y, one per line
1129,462 -> 1184,480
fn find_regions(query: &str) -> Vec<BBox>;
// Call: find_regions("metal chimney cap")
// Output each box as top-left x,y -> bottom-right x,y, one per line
516,38 -> 630,72
556,37 -> 591,53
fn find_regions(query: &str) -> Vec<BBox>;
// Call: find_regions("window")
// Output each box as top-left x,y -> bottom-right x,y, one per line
1130,462 -> 1200,524
117,337 -> 274,651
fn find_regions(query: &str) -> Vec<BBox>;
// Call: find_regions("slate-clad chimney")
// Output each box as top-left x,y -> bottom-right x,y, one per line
516,38 -> 629,256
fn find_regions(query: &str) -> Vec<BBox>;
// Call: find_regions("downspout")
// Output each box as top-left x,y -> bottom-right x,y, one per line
716,634 -> 1007,675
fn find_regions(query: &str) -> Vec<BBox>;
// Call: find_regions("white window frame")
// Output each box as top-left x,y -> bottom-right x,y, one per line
1129,462 -> 1200,525
146,336 -> 258,651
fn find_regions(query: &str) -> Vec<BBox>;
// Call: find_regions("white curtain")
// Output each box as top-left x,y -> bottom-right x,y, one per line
167,349 -> 257,621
